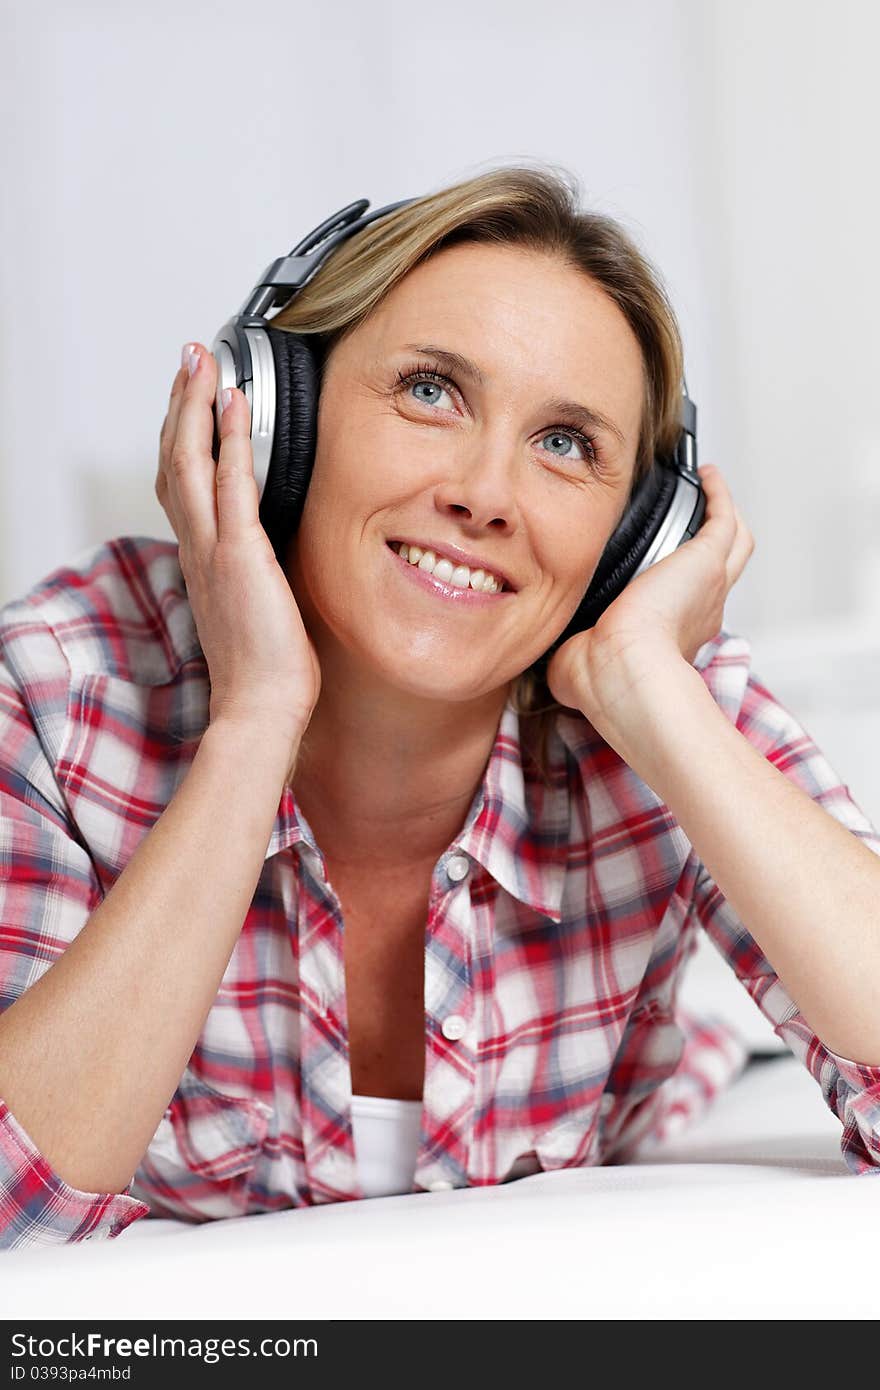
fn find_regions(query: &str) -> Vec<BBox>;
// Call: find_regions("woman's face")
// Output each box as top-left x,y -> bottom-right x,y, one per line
286,241 -> 644,703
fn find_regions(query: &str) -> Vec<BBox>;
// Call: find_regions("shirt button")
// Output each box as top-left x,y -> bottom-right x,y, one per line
427,1179 -> 454,1192
446,854 -> 470,882
441,1013 -> 466,1041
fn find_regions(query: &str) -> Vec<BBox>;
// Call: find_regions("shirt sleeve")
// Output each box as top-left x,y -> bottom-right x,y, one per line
686,628 -> 880,1176
0,616 -> 151,1248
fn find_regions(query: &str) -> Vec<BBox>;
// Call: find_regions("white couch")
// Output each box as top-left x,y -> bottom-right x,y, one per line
2,1054 -> 878,1320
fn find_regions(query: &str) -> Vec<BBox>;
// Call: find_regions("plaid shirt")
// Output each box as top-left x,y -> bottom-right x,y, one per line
2,537 -> 880,1251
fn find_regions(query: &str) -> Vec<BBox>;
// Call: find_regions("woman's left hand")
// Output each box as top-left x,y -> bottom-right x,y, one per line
545,464 -> 756,727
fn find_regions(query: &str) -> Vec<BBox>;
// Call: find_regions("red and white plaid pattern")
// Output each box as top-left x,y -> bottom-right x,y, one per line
2,537 -> 879,1250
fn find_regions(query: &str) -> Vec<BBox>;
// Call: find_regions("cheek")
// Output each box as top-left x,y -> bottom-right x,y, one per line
536,510 -> 612,594
286,470 -> 354,622
289,474 -> 385,635
310,412 -> 416,520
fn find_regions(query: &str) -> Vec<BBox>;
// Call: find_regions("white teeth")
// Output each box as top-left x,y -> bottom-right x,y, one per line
394,543 -> 504,592
432,558 -> 455,582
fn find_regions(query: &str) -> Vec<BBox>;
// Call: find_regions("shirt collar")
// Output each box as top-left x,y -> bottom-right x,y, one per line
453,695 -> 572,923
269,692 -> 574,925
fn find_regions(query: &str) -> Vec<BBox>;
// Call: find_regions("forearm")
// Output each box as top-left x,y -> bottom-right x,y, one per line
0,718 -> 298,1196
598,658 -> 880,1066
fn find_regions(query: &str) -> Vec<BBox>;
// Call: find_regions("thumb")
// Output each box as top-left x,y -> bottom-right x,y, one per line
546,631 -> 593,713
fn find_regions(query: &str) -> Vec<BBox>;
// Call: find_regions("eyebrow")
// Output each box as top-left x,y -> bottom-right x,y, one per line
400,342 -> 626,445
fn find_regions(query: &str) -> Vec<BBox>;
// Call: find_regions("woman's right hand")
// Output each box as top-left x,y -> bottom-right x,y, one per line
156,343 -> 322,770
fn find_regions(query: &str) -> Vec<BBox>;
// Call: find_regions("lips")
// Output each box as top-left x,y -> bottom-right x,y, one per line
385,540 -> 511,604
386,537 -> 517,592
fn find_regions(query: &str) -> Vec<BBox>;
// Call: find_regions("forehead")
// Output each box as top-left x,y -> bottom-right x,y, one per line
348,241 -> 645,435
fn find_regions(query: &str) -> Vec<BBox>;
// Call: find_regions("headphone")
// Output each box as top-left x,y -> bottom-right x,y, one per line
211,196 -> 705,663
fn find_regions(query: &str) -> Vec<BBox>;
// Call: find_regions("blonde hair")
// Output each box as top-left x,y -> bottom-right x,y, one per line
269,161 -> 685,781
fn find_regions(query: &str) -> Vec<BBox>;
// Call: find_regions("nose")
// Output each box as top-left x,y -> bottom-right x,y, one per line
432,429 -> 522,534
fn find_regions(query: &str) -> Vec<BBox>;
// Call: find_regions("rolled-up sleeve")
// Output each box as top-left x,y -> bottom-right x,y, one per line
761,1003 -> 880,1176
0,1101 -> 150,1249
0,615 -> 151,1247
689,631 -> 880,1176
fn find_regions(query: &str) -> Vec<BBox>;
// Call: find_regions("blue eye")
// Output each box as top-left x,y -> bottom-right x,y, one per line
541,430 -> 591,463
395,362 -> 602,470
409,378 -> 453,408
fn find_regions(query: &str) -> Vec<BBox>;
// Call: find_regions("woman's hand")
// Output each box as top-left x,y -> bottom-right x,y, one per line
545,464 -> 755,730
156,343 -> 322,767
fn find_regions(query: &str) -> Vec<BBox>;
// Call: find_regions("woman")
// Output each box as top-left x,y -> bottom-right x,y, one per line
1,167 -> 879,1251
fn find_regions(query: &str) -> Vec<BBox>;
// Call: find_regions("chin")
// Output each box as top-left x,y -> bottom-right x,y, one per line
352,632 -> 500,702
383,659 -> 497,703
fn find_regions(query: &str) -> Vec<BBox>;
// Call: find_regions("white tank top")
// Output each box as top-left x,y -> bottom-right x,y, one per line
350,1092 -> 422,1197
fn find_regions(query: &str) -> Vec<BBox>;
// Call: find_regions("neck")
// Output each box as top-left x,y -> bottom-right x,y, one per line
289,645 -> 512,873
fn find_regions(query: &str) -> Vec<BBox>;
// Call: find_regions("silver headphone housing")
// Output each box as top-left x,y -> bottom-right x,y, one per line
212,324 -> 275,498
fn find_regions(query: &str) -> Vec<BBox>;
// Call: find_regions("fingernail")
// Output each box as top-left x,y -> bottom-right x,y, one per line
181,342 -> 195,372
221,387 -> 233,413
187,346 -> 200,378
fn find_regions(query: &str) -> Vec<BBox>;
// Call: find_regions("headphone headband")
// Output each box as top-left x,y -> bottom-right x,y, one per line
238,198 -> 419,321
233,194 -> 697,464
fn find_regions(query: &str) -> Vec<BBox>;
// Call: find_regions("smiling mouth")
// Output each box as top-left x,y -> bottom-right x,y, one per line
386,540 -> 509,593
385,541 -> 513,603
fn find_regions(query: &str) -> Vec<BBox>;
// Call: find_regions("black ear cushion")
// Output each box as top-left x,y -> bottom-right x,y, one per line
539,462 -> 678,661
258,326 -> 322,566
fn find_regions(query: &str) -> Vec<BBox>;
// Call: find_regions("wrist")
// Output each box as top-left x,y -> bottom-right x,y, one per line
204,711 -> 308,771
579,649 -> 712,778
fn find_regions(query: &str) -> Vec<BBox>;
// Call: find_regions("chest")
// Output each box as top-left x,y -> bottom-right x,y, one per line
326,861 -> 435,1102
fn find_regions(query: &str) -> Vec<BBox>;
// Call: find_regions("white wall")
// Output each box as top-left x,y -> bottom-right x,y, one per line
2,0 -> 879,808
0,0 -> 732,599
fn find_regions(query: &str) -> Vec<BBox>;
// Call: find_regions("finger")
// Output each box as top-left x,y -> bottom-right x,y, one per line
725,504 -> 756,588
169,344 -> 222,550
213,383 -> 263,542
158,362 -> 189,473
156,362 -> 190,531
696,464 -> 737,557
701,467 -> 754,586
